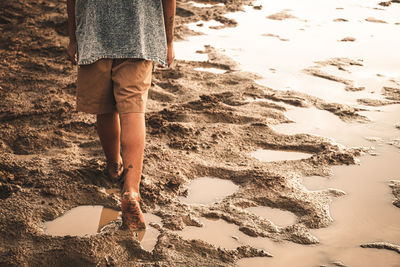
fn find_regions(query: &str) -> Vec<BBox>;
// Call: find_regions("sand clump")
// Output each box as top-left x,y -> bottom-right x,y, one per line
379,1 -> 392,6
266,10 -> 297,21
356,98 -> 399,106
388,138 -> 400,150
339,36 -> 356,42
361,242 -> 400,254
379,0 -> 400,6
382,86 -> 400,101
262,33 -> 289,42
305,57 -> 400,106
334,18 -> 349,22
365,17 -> 388,24
304,58 -> 366,92
389,180 -> 400,208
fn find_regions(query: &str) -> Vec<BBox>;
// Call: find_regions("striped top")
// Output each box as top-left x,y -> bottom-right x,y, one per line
75,0 -> 167,67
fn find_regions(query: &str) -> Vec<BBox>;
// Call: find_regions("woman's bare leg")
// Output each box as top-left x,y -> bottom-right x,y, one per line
119,112 -> 145,194
119,112 -> 146,230
96,112 -> 123,178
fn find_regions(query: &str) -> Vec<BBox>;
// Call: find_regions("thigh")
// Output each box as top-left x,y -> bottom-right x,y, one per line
111,59 -> 153,114
76,59 -> 115,114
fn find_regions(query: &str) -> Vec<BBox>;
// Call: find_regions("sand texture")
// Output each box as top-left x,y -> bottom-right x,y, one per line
1,0 -> 400,266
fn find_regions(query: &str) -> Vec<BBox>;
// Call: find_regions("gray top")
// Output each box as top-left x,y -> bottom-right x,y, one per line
75,0 -> 167,67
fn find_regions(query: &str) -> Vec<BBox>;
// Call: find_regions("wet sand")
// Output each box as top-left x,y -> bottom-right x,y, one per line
1,0 -> 400,266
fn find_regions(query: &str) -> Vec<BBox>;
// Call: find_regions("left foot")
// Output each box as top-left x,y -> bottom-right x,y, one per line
106,159 -> 123,181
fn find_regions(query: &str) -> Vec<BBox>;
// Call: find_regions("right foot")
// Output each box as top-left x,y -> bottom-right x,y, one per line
121,191 -> 146,230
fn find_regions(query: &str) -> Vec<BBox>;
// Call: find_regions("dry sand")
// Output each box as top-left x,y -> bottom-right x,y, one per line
1,0 -> 400,266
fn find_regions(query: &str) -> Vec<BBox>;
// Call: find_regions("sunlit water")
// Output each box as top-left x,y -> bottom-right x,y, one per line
237,145 -> 400,267
250,148 -> 313,162
272,104 -> 400,147
43,206 -> 162,251
193,67 -> 227,74
44,205 -> 114,237
179,177 -> 239,205
175,0 -> 400,266
246,206 -> 297,227
175,0 -> 400,105
177,145 -> 400,266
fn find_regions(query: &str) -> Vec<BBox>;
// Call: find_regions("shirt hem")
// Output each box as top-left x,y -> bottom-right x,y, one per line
78,54 -> 167,68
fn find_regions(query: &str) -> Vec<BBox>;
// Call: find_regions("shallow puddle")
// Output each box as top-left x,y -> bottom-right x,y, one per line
237,146 -> 400,267
311,147 -> 400,247
179,177 -> 239,205
137,213 -> 162,251
44,206 -> 162,251
173,0 -> 400,265
177,218 -> 242,249
250,148 -> 312,162
272,104 -> 400,147
177,147 -> 400,266
44,205 -> 119,237
302,175 -> 332,191
177,217 -> 274,250
237,247 -> 400,267
246,206 -> 297,227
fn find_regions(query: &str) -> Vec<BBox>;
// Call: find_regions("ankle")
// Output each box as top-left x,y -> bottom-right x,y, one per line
107,155 -> 122,165
122,184 -> 140,194
122,177 -> 140,193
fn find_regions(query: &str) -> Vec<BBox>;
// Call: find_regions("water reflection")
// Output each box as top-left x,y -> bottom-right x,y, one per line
44,206 -> 162,251
179,177 -> 239,205
44,205 -> 116,237
250,148 -> 312,162
246,206 -> 297,227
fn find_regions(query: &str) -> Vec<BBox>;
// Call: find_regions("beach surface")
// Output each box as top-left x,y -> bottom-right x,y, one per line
0,0 -> 400,266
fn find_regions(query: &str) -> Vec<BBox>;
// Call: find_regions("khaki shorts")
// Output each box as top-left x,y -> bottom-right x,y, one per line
76,58 -> 153,114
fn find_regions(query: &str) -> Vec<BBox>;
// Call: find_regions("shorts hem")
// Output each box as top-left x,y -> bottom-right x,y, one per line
116,103 -> 146,114
76,104 -> 116,115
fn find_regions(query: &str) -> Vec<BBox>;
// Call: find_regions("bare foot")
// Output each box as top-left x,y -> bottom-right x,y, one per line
121,191 -> 146,230
106,158 -> 123,181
